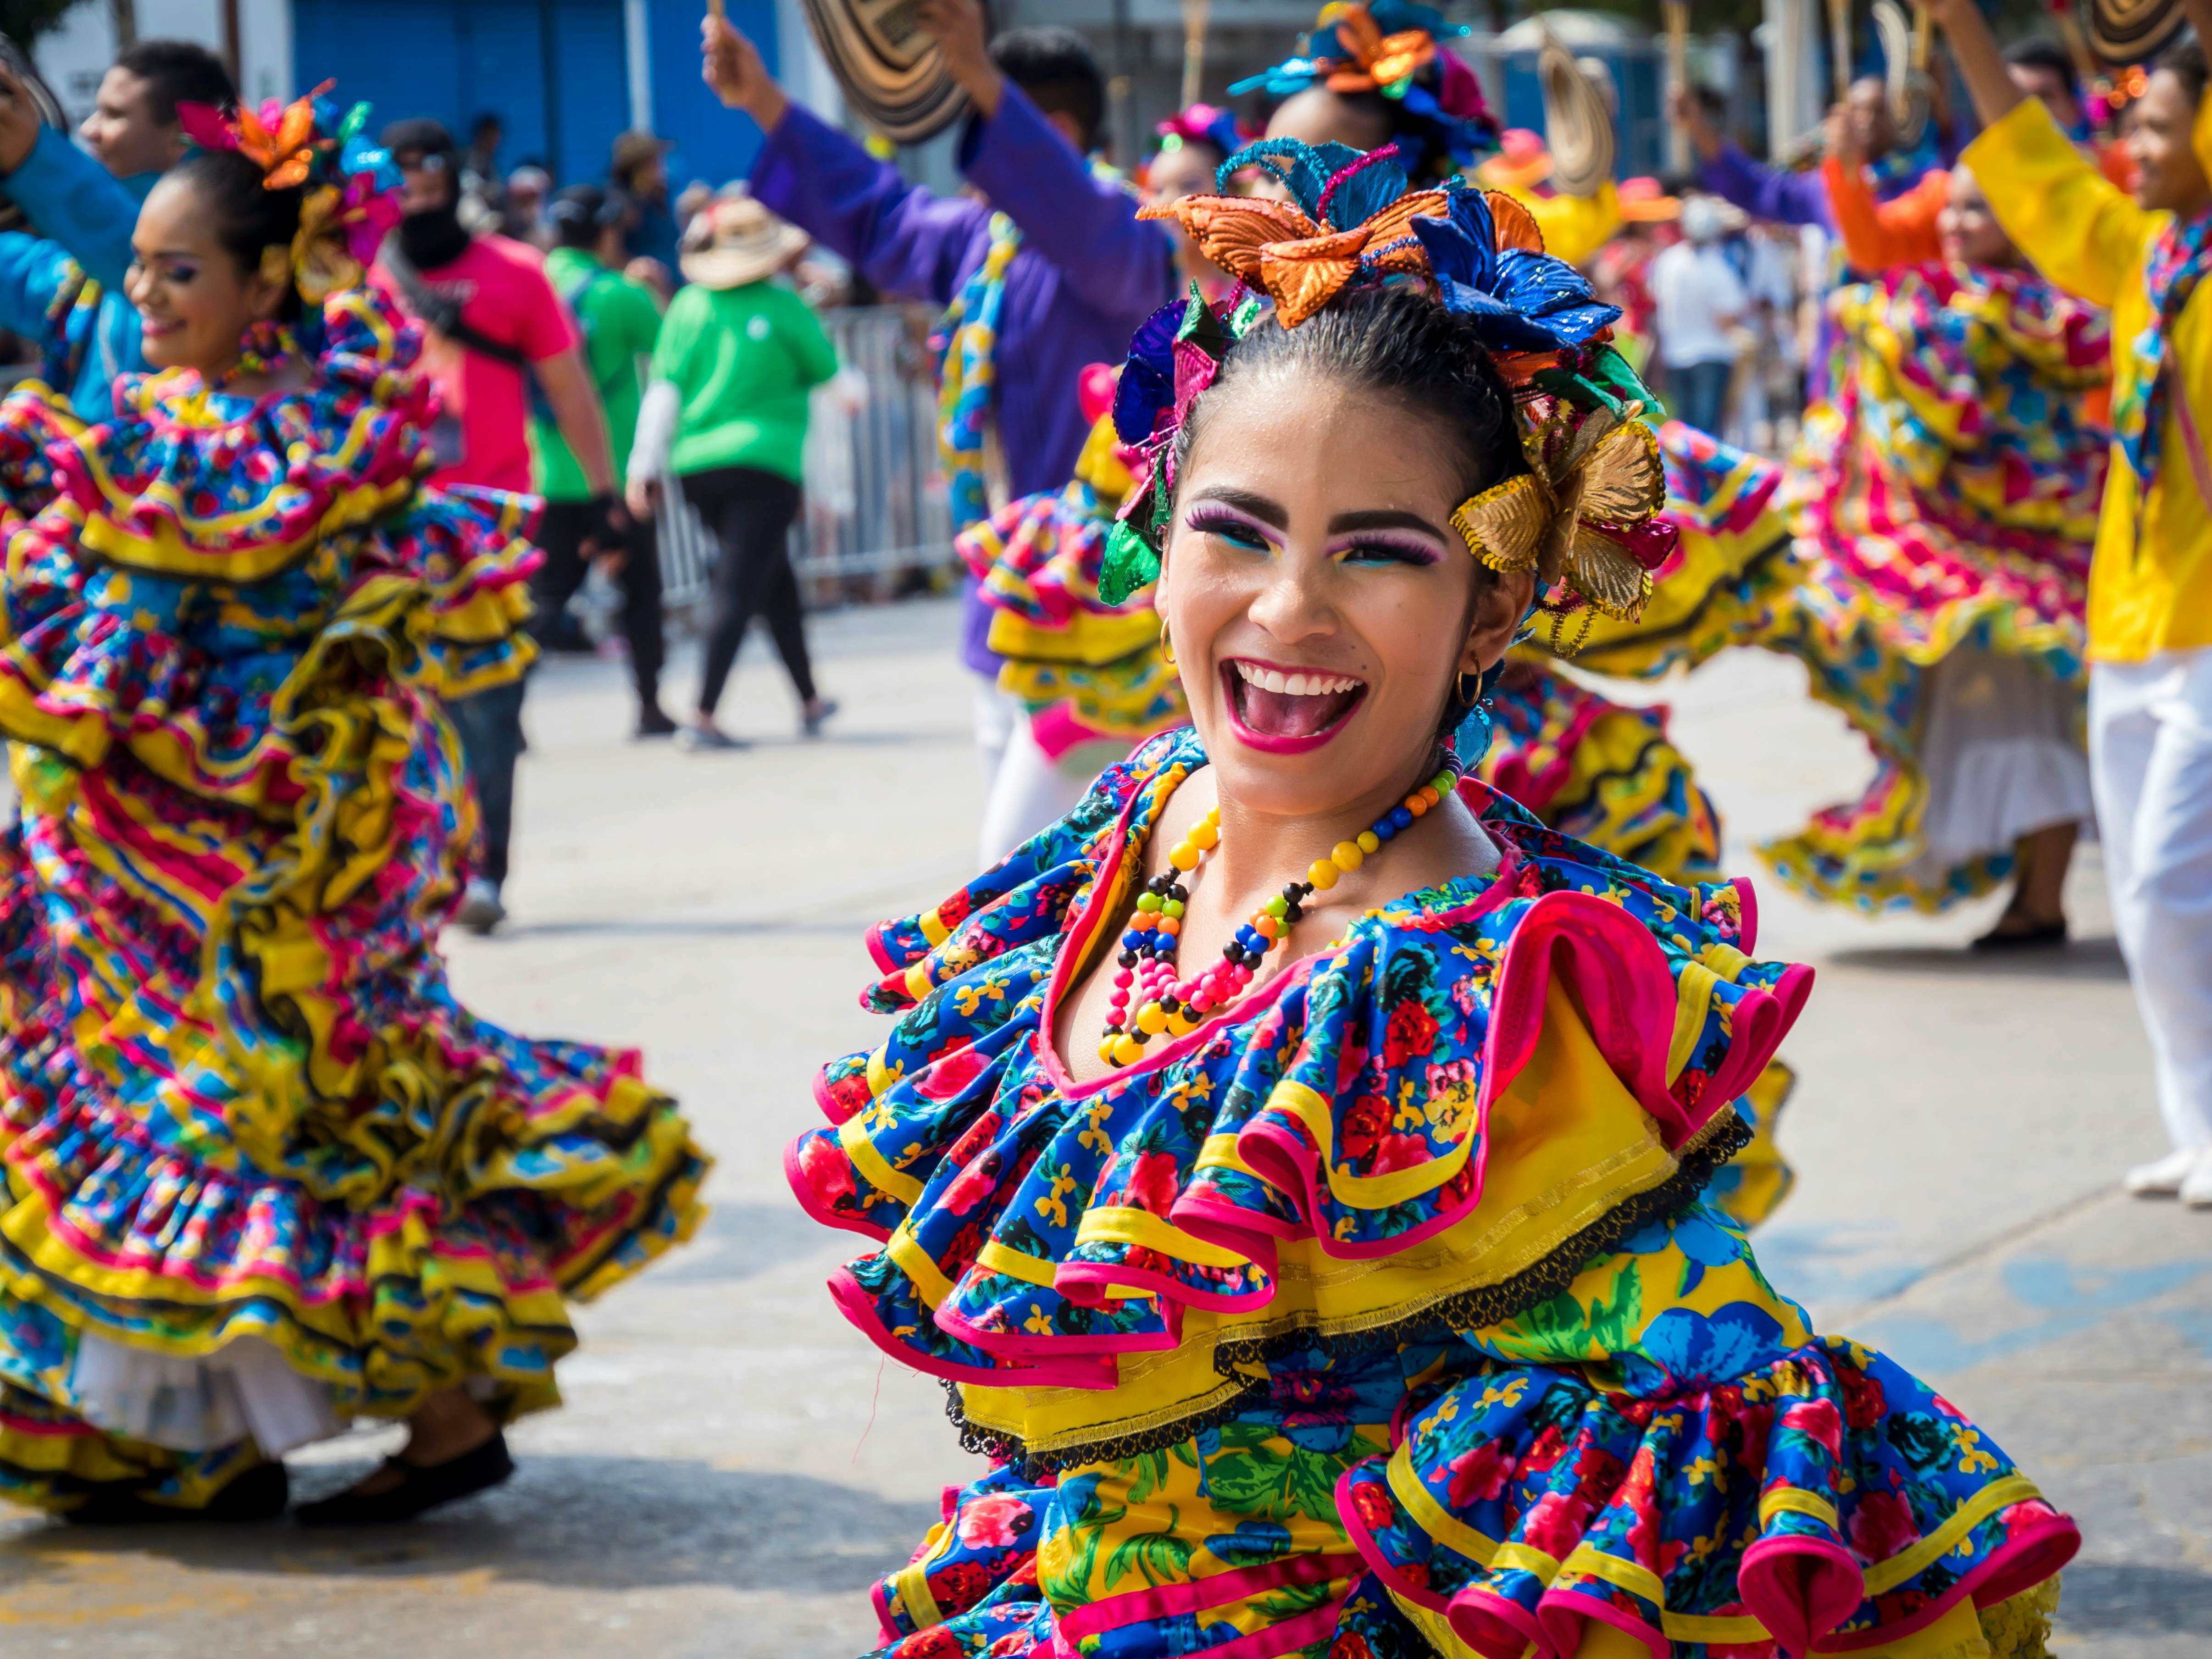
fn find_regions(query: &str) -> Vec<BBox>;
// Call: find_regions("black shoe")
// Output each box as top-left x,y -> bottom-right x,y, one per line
801,697 -> 839,739
294,1432 -> 514,1527
68,1459 -> 289,1525
1971,915 -> 2068,952
635,706 -> 679,739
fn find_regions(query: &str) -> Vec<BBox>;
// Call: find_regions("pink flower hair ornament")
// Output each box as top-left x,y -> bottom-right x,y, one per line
176,83 -> 405,304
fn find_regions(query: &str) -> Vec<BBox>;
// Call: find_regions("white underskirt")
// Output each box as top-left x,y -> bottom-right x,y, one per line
71,1331 -> 344,1456
1904,646 -> 2094,880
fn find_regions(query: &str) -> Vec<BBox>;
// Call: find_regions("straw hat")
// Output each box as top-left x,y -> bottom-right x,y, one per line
2086,0 -> 2186,65
797,0 -> 968,144
1538,27 -> 1615,199
680,194 -> 809,289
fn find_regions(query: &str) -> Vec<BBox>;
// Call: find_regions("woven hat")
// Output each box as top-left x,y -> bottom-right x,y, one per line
1538,28 -> 1615,198
2085,0 -> 2187,62
679,193 -> 808,289
797,0 -> 969,144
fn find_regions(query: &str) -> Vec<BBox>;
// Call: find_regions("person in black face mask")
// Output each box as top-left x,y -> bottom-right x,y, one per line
372,118 -> 630,934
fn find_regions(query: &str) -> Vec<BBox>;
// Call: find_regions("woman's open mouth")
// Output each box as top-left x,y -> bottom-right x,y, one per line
1222,658 -> 1367,754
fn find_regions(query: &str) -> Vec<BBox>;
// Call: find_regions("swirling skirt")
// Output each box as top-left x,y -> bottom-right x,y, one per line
0,674 -> 707,1511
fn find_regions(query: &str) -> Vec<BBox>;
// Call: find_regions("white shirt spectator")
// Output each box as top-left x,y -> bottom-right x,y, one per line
1649,240 -> 1748,369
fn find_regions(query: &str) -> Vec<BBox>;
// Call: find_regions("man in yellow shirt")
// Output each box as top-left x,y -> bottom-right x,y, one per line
1935,0 -> 2212,1204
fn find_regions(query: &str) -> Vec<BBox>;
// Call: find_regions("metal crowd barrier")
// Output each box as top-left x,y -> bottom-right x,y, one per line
656,302 -> 957,614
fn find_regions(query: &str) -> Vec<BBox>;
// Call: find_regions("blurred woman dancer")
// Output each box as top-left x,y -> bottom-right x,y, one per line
0,90 -> 705,1523
1761,162 -> 2109,942
788,139 -> 2076,1658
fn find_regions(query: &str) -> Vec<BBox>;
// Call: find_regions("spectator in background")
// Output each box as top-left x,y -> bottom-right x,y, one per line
501,164 -> 552,246
0,39 -> 233,417
612,130 -> 682,277
533,183 -> 673,738
463,111 -> 503,196
1650,194 -> 1746,436
376,117 -> 625,934
704,0 -> 1174,795
626,195 -> 838,751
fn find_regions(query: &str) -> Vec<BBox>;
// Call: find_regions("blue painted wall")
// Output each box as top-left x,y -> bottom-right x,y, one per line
293,0 -> 781,190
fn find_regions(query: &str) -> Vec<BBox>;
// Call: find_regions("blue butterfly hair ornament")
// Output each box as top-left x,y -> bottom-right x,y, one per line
1229,2 -> 1500,177
1099,134 -> 1680,673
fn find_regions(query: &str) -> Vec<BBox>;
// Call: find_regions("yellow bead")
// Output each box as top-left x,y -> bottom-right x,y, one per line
1189,818 -> 1219,849
1167,1011 -> 1198,1036
1307,859 -> 1339,890
1097,1038 -> 1119,1064
1331,840 -> 1364,872
1170,843 -> 1201,871
1111,1034 -> 1146,1066
1357,830 -> 1380,854
1136,1003 -> 1170,1034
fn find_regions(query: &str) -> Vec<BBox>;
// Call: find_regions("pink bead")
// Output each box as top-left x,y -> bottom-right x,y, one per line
1114,969 -> 1134,988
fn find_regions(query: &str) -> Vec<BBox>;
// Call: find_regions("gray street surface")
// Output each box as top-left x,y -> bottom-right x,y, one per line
1,599 -> 2205,1655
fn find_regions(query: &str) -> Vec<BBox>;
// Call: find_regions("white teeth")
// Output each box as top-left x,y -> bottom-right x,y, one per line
1233,661 -> 1362,696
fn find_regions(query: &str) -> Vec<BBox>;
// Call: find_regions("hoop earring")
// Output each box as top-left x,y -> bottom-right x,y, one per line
1454,669 -> 1481,709
1160,619 -> 1177,668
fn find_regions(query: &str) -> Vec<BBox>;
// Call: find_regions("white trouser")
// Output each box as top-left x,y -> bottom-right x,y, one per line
978,721 -> 1124,868
973,673 -> 1019,795
2090,649 -> 2212,1151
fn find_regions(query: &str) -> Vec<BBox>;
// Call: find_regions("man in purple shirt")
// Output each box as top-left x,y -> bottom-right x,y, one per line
1670,79 -> 1954,230
704,0 -> 1175,790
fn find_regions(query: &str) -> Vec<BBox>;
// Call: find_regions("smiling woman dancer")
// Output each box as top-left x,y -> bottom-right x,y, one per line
0,91 -> 704,1524
789,139 -> 2076,1659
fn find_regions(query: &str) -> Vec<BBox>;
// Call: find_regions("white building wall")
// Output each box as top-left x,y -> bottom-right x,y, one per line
31,0 -> 290,131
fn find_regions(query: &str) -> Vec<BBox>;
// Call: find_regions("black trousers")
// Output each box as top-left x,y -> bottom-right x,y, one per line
528,499 -> 666,710
678,465 -> 814,716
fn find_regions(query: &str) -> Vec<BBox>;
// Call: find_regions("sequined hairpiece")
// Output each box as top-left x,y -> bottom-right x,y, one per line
1101,137 -> 1678,626
176,83 -> 404,305
1227,2 -> 1499,173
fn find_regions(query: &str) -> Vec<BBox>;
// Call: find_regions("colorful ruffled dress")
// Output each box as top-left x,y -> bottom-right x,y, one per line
1471,422 -> 1801,1228
788,725 -> 2076,1659
1761,264 -> 2109,912
0,288 -> 707,1512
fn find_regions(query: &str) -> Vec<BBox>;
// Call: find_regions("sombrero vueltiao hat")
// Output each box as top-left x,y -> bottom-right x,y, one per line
1538,27 -> 1615,199
796,0 -> 969,144
1873,0 -> 1932,150
2084,0 -> 2188,63
680,193 -> 809,289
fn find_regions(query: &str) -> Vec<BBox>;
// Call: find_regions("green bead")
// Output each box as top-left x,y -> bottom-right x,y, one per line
1135,892 -> 1163,912
1162,899 -> 1186,918
1263,894 -> 1289,918
1431,770 -> 1455,795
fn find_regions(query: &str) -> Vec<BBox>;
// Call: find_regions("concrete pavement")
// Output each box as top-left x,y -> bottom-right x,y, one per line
1,600 -> 2206,1656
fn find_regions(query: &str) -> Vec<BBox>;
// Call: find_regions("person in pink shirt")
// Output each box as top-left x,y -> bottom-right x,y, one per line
374,118 -> 625,933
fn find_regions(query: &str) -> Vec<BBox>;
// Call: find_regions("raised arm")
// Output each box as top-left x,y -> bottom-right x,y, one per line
1936,0 -> 2144,309
1671,83 -> 1835,230
0,94 -> 141,293
956,83 -> 1173,318
709,12 -> 985,305
1823,156 -> 1945,272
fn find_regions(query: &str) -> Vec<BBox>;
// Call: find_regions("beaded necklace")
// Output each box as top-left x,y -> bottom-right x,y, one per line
1099,756 -> 1464,1068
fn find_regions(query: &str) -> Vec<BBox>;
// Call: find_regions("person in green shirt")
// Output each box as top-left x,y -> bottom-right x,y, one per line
531,184 -> 675,737
626,193 -> 838,750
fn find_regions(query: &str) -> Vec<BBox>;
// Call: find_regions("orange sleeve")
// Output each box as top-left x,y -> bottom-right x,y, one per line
1823,157 -> 1946,273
